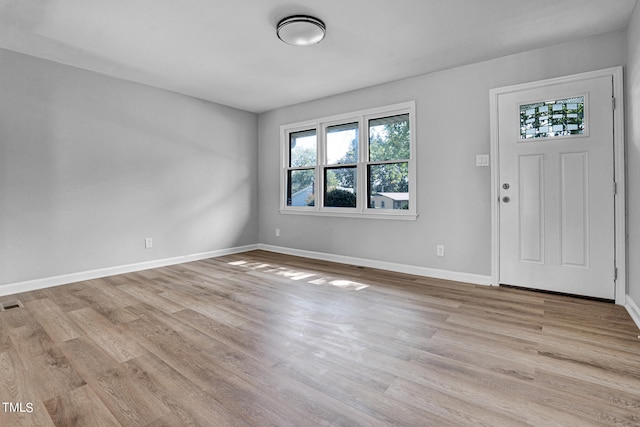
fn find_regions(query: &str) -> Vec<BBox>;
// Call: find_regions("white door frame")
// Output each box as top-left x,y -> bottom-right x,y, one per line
489,67 -> 626,305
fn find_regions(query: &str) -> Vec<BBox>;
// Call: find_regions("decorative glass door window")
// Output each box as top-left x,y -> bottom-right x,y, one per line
520,96 -> 584,140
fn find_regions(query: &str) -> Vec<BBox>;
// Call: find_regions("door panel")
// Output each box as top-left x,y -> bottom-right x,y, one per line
518,154 -> 544,263
498,75 -> 614,299
560,152 -> 588,267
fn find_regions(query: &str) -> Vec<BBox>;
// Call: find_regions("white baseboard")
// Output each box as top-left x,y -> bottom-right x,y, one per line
625,295 -> 640,332
257,244 -> 492,286
0,243 -> 493,298
0,244 -> 259,297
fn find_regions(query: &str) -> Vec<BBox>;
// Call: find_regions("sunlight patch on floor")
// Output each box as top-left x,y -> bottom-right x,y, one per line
275,269 -> 316,281
308,278 -> 369,290
228,260 -> 369,290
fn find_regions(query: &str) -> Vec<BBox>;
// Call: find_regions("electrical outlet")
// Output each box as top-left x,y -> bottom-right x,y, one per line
436,244 -> 445,257
476,154 -> 490,167
145,237 -> 153,249
275,228 -> 280,237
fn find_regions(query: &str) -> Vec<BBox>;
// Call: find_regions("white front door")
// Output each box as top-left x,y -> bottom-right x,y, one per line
497,75 -> 615,299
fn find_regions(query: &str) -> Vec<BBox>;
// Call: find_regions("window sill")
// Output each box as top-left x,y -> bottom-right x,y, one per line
279,208 -> 418,221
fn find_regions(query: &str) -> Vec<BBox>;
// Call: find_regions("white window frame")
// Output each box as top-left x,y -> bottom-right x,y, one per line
280,101 -> 417,220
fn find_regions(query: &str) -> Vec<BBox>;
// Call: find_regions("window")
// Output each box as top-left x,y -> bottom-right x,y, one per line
367,114 -> 410,210
324,122 -> 358,208
286,129 -> 317,206
281,102 -> 416,219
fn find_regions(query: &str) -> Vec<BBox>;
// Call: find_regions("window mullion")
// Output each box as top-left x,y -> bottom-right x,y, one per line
368,159 -> 409,166
317,123 -> 325,211
356,116 -> 367,212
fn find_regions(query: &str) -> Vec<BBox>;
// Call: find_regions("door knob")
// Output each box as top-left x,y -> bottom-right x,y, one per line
502,196 -> 510,203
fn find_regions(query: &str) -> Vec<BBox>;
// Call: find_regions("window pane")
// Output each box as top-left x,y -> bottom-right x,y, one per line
324,167 -> 357,208
520,96 -> 584,140
287,169 -> 315,206
369,114 -> 410,162
290,129 -> 317,167
327,122 -> 358,165
368,163 -> 409,210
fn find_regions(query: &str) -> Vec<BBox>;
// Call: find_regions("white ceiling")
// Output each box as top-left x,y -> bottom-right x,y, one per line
0,0 -> 636,113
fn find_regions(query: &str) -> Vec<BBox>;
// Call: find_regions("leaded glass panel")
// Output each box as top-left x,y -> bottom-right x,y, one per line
520,96 -> 584,140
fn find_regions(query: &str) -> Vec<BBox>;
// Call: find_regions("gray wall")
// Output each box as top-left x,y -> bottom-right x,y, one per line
0,48 -> 258,287
627,3 -> 640,303
258,31 -> 627,277
1,26 -> 633,292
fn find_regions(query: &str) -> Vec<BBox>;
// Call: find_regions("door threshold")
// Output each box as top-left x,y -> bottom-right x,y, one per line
499,284 -> 614,304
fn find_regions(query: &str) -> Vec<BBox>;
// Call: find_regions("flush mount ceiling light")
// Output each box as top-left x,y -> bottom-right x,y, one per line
277,15 -> 326,46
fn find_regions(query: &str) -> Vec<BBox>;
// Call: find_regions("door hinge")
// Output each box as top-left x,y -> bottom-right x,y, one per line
612,97 -> 616,110
614,267 -> 618,281
614,182 -> 617,195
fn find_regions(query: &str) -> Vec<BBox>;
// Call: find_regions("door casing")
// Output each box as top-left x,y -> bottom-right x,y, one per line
489,67 -> 626,305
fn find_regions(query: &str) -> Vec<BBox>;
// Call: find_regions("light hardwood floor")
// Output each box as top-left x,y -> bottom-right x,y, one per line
1,250 -> 640,426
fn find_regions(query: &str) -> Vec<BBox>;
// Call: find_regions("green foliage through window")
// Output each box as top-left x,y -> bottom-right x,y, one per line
369,114 -> 410,162
367,114 -> 410,209
324,188 -> 356,207
282,102 -> 415,216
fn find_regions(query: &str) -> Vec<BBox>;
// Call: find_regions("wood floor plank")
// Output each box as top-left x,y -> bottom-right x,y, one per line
425,329 -> 537,381
524,401 -> 608,427
116,283 -> 184,314
126,352 -> 252,427
2,289 -> 48,304
42,287 -> 89,313
181,338 -> 388,427
124,303 -> 220,354
534,368 -> 640,418
541,322 -> 640,353
25,298 -> 83,343
529,379 -> 640,425
384,376 -> 529,426
44,384 -> 120,427
159,289 -> 248,328
60,336 -> 168,426
86,278 -> 140,308
8,323 -> 86,402
0,351 -> 55,427
0,303 -> 40,329
124,312 -> 308,426
531,353 -> 640,398
0,316 -> 13,352
1,250 -> 639,426
274,353 -> 455,426
536,333 -> 640,378
408,350 -> 540,422
67,307 -> 146,363
171,308 -> 299,366
66,284 -> 138,324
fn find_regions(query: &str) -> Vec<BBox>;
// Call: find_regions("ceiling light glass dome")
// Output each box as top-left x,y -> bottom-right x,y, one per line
277,15 -> 326,46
